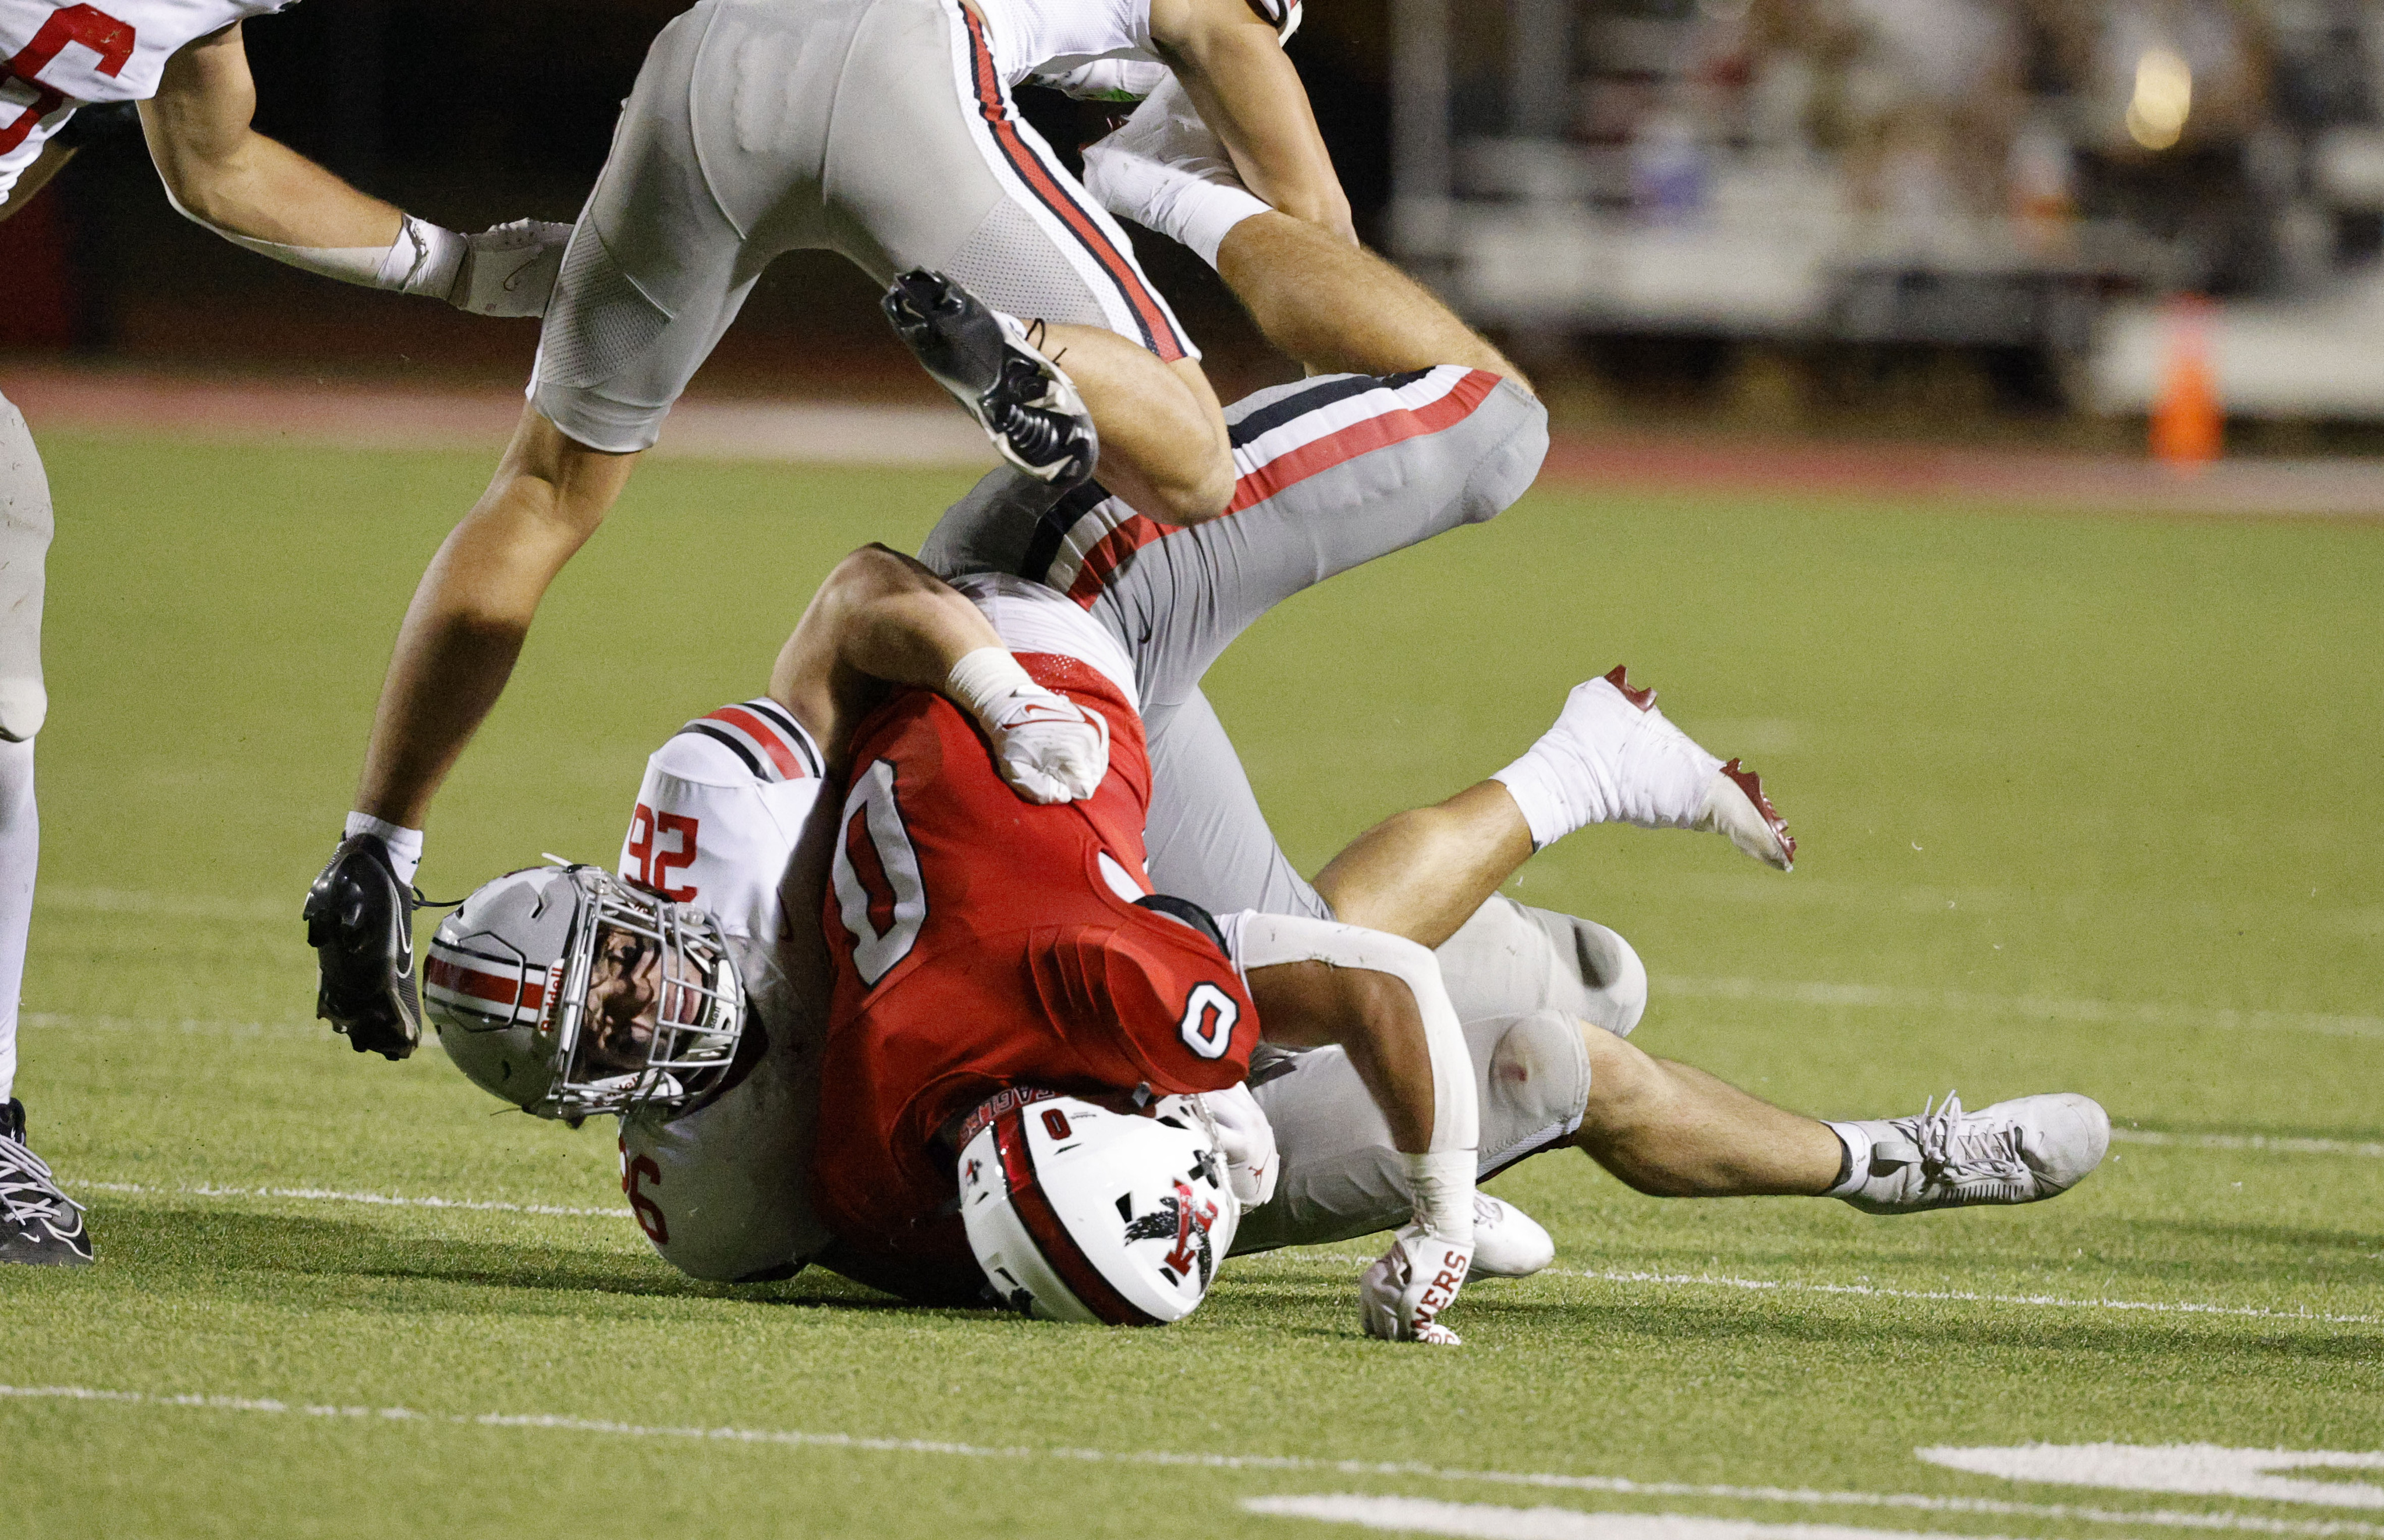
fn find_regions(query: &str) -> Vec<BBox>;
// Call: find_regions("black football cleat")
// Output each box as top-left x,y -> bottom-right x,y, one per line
883,269 -> 1098,489
0,1098 -> 93,1266
303,835 -> 423,1060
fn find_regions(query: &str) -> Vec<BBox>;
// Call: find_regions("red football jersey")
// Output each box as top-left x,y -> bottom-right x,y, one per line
811,654 -> 1261,1296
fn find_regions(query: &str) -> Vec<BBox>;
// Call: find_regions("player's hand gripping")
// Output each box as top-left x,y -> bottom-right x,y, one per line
1360,1223 -> 1475,1346
445,219 -> 574,317
946,649 -> 1111,804
1195,1084 -> 1278,1207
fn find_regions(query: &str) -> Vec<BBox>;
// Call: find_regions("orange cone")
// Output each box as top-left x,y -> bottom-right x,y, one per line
2150,294 -> 2222,469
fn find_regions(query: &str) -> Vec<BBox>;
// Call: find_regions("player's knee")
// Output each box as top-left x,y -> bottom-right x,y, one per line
1486,1009 -> 1591,1140
1150,445 -> 1236,526
0,678 -> 46,743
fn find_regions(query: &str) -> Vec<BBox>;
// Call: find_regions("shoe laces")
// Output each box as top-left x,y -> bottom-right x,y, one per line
1893,1092 -> 2030,1186
0,1128 -> 83,1227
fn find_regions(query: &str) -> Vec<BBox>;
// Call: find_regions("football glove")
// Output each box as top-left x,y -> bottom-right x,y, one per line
1360,1223 -> 1474,1346
948,648 -> 1110,804
1199,1083 -> 1279,1207
446,219 -> 574,318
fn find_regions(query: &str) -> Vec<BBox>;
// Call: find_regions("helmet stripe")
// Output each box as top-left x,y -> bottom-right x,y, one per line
424,953 -> 545,1016
993,1109 -> 1161,1327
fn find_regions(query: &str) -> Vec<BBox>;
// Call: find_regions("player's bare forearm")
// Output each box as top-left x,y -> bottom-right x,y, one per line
1247,960 -> 1436,1152
354,413 -> 634,828
1150,0 -> 1353,242
1314,782 -> 1535,948
141,23 -> 400,248
1215,212 -> 1529,390
771,545 -> 1005,765
0,142 -> 75,224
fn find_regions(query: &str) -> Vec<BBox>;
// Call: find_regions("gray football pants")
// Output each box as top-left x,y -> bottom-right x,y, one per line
921,367 -> 1646,1246
530,0 -> 1193,453
0,394 -> 51,1105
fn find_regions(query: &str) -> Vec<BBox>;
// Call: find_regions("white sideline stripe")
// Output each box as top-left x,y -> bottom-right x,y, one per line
35,886 -> 288,922
7,1383 -> 2383,1538
73,1181 -> 622,1220
1657,977 -> 2384,1041
1244,1497 -> 2014,1540
34,884 -> 2379,1041
1566,1269 -> 2379,1327
22,1013 -> 315,1037
1299,1258 -> 2376,1328
72,1185 -> 2378,1326
2111,1130 -> 2384,1159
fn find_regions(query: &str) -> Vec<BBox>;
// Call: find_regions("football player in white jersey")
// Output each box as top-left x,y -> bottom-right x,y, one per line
426,357 -> 2103,1330
303,0 -> 1517,1060
0,0 -> 571,1264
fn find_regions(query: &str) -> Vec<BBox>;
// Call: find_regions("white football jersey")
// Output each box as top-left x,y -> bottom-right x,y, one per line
989,0 -> 1299,88
974,0 -> 1155,89
613,696 -> 843,1283
0,0 -> 295,203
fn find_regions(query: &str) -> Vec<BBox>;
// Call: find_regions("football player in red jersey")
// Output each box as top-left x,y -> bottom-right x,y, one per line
801,594 -> 1479,1340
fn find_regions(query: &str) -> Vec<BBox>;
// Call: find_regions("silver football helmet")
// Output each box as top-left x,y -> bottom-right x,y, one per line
424,863 -> 745,1121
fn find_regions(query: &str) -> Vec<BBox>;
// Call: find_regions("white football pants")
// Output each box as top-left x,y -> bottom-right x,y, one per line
0,393 -> 53,1105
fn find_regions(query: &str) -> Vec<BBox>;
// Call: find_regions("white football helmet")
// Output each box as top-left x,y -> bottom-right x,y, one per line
957,1092 -> 1240,1325
424,863 -> 744,1122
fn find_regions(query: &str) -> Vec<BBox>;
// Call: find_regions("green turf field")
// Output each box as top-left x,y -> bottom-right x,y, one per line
3,434 -> 2379,1539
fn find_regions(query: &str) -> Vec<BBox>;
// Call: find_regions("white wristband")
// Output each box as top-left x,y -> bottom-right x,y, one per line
374,214 -> 465,299
1170,179 -> 1272,269
945,646 -> 1037,725
1403,1149 -> 1476,1247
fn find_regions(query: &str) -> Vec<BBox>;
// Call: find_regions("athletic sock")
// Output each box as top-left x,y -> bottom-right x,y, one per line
0,739 -> 31,1106
1490,677 -> 1723,850
1822,1121 -> 1872,1197
344,812 -> 423,889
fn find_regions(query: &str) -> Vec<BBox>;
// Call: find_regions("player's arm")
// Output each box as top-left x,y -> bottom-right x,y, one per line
1238,917 -> 1480,1344
769,545 -> 1108,803
0,140 -> 77,224
1145,0 -> 1354,244
139,24 -> 568,316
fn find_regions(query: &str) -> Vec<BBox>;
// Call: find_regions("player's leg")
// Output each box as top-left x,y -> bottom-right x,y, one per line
825,0 -> 1231,524
1573,1022 -> 2110,1211
1235,1010 -> 1587,1268
310,0 -> 772,1056
0,393 -> 88,1266
1083,77 -> 1525,386
918,363 -> 1546,715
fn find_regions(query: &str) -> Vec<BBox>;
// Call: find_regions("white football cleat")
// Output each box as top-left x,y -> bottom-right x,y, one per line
1546,666 -> 1795,870
1832,1092 -> 2111,1215
1468,1192 -> 1555,1279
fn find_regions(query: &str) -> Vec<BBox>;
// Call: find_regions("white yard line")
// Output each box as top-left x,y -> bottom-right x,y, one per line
1656,977 -> 2384,1041
69,1183 -> 2377,1326
1244,1498 -> 2020,1540
5,1383 -> 2381,1538
1560,1269 -> 2379,1328
21,1013 -> 315,1037
35,887 -> 2379,1042
73,1181 -> 622,1220
2109,1130 -> 2384,1159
